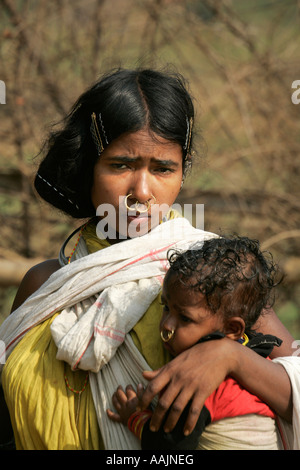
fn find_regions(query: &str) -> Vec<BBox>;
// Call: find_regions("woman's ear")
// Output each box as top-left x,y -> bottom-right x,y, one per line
224,317 -> 245,341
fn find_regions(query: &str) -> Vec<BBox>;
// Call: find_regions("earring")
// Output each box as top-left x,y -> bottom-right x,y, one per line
160,329 -> 175,342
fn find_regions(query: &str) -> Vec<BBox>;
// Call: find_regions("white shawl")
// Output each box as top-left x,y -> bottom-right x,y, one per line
0,218 -> 216,448
1,217 -> 299,450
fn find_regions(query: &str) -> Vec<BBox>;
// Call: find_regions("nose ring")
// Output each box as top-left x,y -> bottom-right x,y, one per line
124,194 -> 156,213
160,328 -> 175,343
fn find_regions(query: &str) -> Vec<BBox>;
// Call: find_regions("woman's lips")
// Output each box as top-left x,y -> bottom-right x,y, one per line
127,214 -> 150,225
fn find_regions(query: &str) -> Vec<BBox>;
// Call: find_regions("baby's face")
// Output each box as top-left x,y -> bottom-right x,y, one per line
160,270 -> 224,356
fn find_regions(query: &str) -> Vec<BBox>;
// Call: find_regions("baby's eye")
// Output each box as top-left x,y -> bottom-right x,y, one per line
160,302 -> 169,311
180,314 -> 192,323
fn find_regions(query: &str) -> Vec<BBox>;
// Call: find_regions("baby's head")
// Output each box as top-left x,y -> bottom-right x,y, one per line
160,236 -> 279,356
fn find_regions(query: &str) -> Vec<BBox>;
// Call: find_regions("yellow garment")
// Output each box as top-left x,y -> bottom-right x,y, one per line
2,214 -> 179,450
2,314 -> 102,450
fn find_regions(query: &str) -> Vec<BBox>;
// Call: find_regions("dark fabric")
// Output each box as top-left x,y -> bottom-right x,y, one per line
197,329 -> 282,358
141,402 -> 211,450
244,330 -> 282,358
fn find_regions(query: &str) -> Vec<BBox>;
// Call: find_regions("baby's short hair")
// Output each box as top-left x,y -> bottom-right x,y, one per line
168,236 -> 280,329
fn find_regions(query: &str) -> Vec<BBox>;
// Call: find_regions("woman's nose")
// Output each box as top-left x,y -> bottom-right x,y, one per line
129,170 -> 153,203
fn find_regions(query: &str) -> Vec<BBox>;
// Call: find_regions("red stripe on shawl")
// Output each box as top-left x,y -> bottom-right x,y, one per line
3,242 -> 176,364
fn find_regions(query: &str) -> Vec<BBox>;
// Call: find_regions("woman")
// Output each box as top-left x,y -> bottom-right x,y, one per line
0,68 -> 299,450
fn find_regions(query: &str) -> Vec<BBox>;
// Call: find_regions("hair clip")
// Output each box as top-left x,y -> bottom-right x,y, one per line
183,116 -> 193,157
90,112 -> 105,155
99,113 -> 109,145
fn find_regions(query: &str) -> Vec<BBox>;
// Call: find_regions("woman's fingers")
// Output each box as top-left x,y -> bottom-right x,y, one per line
165,391 -> 204,436
159,388 -> 198,434
182,393 -> 205,436
142,369 -> 162,381
149,380 -> 204,434
141,367 -> 184,431
140,368 -> 168,411
140,339 -> 234,433
149,389 -> 182,432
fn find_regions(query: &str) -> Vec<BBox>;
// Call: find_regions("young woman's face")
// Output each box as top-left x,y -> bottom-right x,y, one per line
91,128 -> 183,242
160,270 -> 225,356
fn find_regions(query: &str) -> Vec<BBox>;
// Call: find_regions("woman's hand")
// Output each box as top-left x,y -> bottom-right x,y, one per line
107,384 -> 144,425
139,336 -> 293,435
140,337 -> 238,436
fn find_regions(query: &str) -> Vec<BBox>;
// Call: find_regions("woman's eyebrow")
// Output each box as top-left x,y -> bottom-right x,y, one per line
105,155 -> 137,163
106,155 -> 180,167
154,158 -> 180,168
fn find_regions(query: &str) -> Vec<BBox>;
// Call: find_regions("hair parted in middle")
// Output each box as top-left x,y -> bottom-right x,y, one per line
34,68 -> 195,219
167,236 -> 281,330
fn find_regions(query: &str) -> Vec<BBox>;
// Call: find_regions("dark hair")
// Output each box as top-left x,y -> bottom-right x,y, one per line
34,68 -> 195,218
168,236 -> 280,329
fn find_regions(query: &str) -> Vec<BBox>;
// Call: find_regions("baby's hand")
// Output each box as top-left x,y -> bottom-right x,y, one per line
107,384 -> 144,425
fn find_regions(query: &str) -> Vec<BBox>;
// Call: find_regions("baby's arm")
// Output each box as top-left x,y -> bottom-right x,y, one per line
106,384 -> 144,425
107,384 -> 209,449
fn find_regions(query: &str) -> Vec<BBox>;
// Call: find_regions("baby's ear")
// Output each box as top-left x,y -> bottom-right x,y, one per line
224,317 -> 245,341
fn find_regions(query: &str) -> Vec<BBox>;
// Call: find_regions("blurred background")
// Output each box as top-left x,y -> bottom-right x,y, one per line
0,0 -> 299,337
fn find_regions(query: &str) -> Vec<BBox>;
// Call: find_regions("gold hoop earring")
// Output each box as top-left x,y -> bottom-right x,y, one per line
160,329 -> 174,343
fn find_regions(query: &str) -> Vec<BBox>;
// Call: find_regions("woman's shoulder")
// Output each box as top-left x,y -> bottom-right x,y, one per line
10,259 -> 61,313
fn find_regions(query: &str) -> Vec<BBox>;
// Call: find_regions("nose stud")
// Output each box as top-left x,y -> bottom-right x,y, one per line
160,328 -> 175,342
124,194 -> 156,213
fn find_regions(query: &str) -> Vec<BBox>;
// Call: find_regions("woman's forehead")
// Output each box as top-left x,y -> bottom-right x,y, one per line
101,128 -> 183,158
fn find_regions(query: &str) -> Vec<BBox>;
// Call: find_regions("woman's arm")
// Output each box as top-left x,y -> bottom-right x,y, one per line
1,259 -> 61,445
10,259 -> 61,312
254,308 -> 296,358
140,329 -> 294,436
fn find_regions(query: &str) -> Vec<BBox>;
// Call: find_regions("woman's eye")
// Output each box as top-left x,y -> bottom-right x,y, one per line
111,163 -> 129,170
155,167 -> 174,174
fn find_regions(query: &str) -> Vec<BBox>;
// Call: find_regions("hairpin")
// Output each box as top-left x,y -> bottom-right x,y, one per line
36,173 -> 79,210
183,116 -> 193,157
99,113 -> 109,145
90,112 -> 104,155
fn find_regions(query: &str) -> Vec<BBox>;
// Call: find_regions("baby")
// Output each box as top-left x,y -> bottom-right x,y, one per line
107,236 -> 284,450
